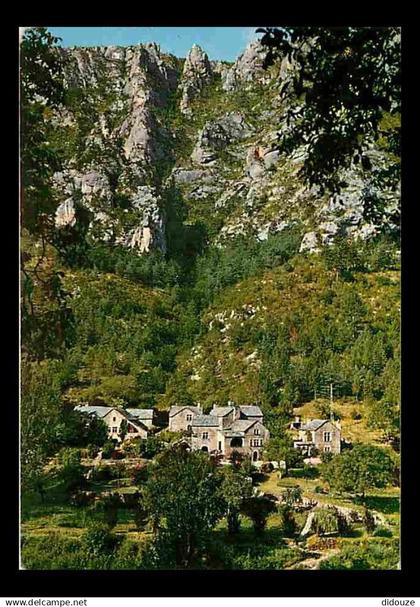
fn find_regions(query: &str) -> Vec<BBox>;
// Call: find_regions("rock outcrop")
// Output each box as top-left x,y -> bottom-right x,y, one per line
51,39 -> 399,255
221,40 -> 269,91
179,45 -> 213,115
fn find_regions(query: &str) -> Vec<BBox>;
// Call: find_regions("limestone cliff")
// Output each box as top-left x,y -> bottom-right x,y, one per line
51,39 -> 399,255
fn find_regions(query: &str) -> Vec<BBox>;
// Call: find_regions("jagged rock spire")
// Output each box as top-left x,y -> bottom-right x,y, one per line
179,44 -> 213,115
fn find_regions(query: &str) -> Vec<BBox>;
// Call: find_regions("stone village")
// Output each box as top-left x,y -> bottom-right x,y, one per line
75,402 -> 341,462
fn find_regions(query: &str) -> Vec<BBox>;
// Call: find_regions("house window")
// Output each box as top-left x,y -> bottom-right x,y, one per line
254,428 -> 260,435
112,427 -> 118,433
323,432 -> 331,442
186,414 -> 193,422
202,432 -> 209,440
324,446 -> 331,452
113,417 -> 116,422
251,439 -> 262,447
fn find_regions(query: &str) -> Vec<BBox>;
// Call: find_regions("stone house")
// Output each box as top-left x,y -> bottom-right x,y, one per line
191,415 -> 221,452
168,405 -> 202,432
223,418 -> 270,462
75,405 -> 152,442
190,404 -> 270,461
291,416 -> 341,455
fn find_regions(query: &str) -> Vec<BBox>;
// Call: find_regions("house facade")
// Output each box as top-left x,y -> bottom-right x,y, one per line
75,405 -> 151,442
291,416 -> 341,455
190,404 -> 270,461
168,405 -> 202,432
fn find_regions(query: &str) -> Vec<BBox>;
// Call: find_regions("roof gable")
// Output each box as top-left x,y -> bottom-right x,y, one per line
210,406 -> 235,417
169,405 -> 201,417
227,418 -> 258,433
75,405 -> 114,418
300,419 -> 336,431
239,405 -> 263,417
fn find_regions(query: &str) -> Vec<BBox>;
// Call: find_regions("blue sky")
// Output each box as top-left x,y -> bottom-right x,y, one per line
47,27 -> 262,62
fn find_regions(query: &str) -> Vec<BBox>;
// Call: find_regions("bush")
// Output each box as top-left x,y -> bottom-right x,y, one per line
101,441 -> 116,459
363,508 -> 376,534
136,436 -> 164,459
351,409 -> 362,420
373,525 -> 393,538
87,444 -> 100,458
278,504 -> 297,537
82,522 -> 119,556
70,490 -> 96,508
57,447 -> 85,494
312,508 -> 340,535
92,465 -> 114,481
132,464 -> 149,485
111,450 -> 125,460
319,538 -> 399,569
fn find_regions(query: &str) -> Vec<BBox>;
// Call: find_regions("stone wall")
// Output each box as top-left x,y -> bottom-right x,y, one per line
168,408 -> 198,432
313,421 -> 341,454
191,426 -> 221,452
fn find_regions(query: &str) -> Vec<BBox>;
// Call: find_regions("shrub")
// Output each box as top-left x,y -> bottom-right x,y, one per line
312,508 -> 339,535
132,464 -> 149,485
70,490 -> 96,508
351,409 -> 362,420
136,437 -> 164,459
363,508 -> 376,534
57,447 -> 85,494
373,525 -> 393,538
82,522 -> 119,556
92,465 -> 114,481
101,441 -> 116,459
87,444 -> 100,458
278,504 -> 297,537
319,538 -> 399,569
111,450 -> 125,460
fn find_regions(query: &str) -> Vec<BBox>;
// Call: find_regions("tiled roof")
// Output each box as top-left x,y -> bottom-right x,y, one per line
239,405 -> 263,417
192,415 -> 219,427
210,406 -> 235,417
300,419 -> 327,431
226,419 -> 257,433
74,405 -> 113,418
169,405 -> 201,417
126,408 -> 154,420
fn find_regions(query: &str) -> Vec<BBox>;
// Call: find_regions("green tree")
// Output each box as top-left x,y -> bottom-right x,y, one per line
322,444 -> 394,498
143,447 -> 224,568
265,437 -> 303,476
217,466 -> 252,534
57,447 -> 85,494
258,27 -> 400,204
136,436 -> 164,460
119,419 -> 128,443
240,496 -> 277,535
20,27 -> 64,235
363,507 -> 376,534
283,485 -> 302,507
21,358 -> 63,491
20,28 -> 76,360
278,504 -> 297,537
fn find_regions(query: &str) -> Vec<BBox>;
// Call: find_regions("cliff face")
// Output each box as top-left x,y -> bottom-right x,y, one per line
51,40 -> 399,255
